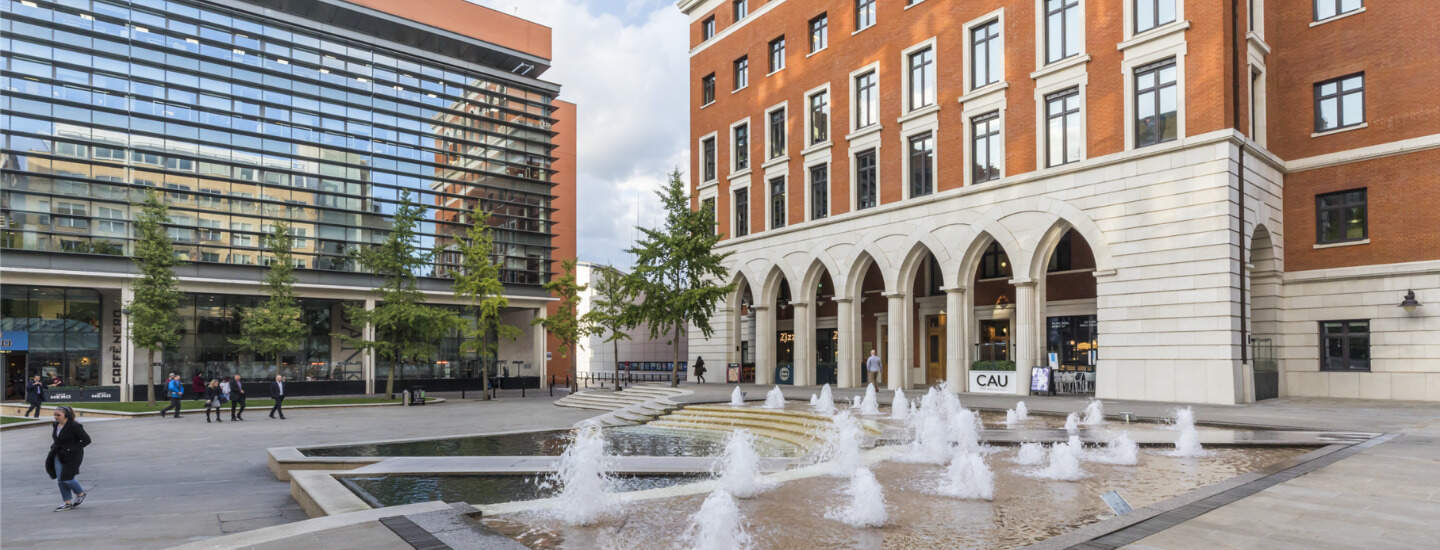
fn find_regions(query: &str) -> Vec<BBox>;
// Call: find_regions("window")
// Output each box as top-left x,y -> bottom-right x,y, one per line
769,108 -> 786,158
1135,58 -> 1178,147
734,124 -> 749,170
733,57 -> 749,90
855,71 -> 877,129
733,0 -> 748,20
856,0 -> 876,31
972,111 -> 1002,183
1045,88 -> 1082,166
701,197 -> 717,234
769,37 -> 786,73
810,165 -> 829,220
908,132 -> 934,197
703,137 -> 717,181
856,149 -> 877,210
734,188 -> 749,237
1320,320 -> 1369,372
972,20 -> 1001,89
1315,189 -> 1366,244
810,14 -> 829,52
1250,68 -> 1261,138
1315,0 -> 1362,22
702,73 -> 716,105
1314,73 -> 1364,132
809,91 -> 830,144
1045,0 -> 1081,64
702,16 -> 716,40
770,177 -> 787,229
1135,0 -> 1177,33
980,242 -> 1012,279
908,47 -> 936,110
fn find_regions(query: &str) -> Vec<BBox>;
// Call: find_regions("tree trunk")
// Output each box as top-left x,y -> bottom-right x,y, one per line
385,360 -> 396,398
276,354 -> 283,383
569,343 -> 578,394
671,322 -> 681,388
480,326 -> 491,400
612,337 -> 621,391
146,348 -> 156,405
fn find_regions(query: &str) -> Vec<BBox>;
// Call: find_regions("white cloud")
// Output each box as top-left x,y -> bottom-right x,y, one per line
469,0 -> 689,269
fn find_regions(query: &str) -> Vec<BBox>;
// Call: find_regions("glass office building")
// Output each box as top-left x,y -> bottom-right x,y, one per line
0,0 -> 570,399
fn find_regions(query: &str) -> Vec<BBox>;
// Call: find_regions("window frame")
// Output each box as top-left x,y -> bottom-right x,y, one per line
807,88 -> 830,145
768,106 -> 787,159
701,136 -> 717,182
733,122 -> 749,171
1133,57 -> 1179,148
907,46 -> 936,111
809,13 -> 829,53
733,0 -> 748,21
855,148 -> 878,210
855,0 -> 876,31
702,16 -> 716,41
1313,73 -> 1364,133
1044,0 -> 1082,65
907,131 -> 935,198
1313,0 -> 1363,22
769,176 -> 787,230
733,186 -> 750,237
971,111 -> 1002,184
701,73 -> 716,106
1314,188 -> 1367,244
1318,319 -> 1370,372
809,163 -> 829,221
1134,0 -> 1177,34
733,56 -> 749,91
1044,87 -> 1082,167
768,36 -> 786,74
854,70 -> 878,129
971,19 -> 1001,90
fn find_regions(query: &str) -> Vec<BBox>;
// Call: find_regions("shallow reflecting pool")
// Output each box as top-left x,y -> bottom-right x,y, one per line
343,473 -> 709,507
303,425 -> 801,458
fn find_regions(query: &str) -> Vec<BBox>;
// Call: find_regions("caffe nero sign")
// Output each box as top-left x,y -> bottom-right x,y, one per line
46,388 -> 122,402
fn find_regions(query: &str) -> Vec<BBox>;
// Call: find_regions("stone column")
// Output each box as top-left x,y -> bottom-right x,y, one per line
363,298 -> 376,395
754,305 -> 774,385
885,292 -> 906,390
1013,281 -> 1037,396
1033,276 -> 1048,370
792,300 -> 812,387
534,307 -> 548,386
944,287 -> 967,392
834,297 -> 855,388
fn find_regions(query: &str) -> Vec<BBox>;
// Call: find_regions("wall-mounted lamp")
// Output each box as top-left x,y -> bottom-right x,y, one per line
1399,290 -> 1421,313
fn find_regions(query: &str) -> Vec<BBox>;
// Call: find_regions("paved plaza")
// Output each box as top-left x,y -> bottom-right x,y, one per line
3,386 -> 1439,549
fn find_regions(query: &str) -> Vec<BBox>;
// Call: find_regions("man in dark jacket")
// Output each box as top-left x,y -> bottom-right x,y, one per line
230,374 -> 247,421
268,374 -> 286,419
25,375 -> 48,418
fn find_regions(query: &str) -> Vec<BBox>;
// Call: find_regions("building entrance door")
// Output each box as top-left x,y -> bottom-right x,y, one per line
815,329 -> 837,385
925,315 -> 945,384
4,352 -> 27,401
1252,337 -> 1278,400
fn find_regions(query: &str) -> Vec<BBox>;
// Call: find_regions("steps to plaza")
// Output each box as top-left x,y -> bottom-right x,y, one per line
646,404 -> 883,451
553,384 -> 691,426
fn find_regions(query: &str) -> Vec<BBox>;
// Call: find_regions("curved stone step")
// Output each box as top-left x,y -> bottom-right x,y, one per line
646,420 -> 816,451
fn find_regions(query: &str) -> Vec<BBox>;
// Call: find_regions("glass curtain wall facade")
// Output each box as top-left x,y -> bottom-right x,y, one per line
0,0 -> 557,285
0,285 -> 101,386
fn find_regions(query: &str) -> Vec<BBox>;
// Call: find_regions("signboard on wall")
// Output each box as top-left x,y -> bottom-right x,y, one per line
45,387 -> 122,402
970,370 -> 1014,393
1031,367 -> 1052,393
726,363 -> 741,383
0,331 -> 28,351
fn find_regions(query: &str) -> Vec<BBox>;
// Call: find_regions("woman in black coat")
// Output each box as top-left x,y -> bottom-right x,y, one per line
45,406 -> 92,511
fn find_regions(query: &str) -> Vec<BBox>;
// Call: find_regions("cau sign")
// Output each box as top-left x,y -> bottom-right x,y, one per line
970,370 -> 1015,394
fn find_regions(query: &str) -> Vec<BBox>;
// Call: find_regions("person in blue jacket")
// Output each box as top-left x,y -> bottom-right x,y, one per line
160,373 -> 185,418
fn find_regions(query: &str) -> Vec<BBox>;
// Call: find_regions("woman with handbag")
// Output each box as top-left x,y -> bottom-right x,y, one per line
203,379 -> 227,423
46,406 -> 92,511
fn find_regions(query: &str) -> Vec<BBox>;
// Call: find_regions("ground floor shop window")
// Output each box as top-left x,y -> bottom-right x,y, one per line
1,285 -> 102,390
1320,320 -> 1369,371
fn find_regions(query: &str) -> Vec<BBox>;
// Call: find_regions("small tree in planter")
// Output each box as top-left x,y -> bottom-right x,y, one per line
128,191 -> 182,405
231,222 -> 307,381
534,259 -> 591,393
585,264 -> 633,389
452,207 -> 520,400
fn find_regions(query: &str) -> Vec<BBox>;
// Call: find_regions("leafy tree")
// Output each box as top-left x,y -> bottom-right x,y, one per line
127,191 -> 183,405
342,192 -> 461,397
534,259 -> 591,393
584,264 -> 633,390
452,207 -> 521,400
231,222 -> 307,380
624,169 -> 734,387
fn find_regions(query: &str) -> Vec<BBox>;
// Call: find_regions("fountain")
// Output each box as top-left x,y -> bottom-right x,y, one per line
763,386 -> 786,409
814,384 -> 837,415
1012,442 -> 1046,465
1082,399 -> 1106,426
825,466 -> 887,528
1004,408 -> 1020,428
549,422 -> 614,525
1015,401 -> 1029,420
859,384 -> 881,416
1029,441 -> 1086,481
715,429 -> 770,498
953,407 -> 984,454
809,394 -> 819,406
851,396 -> 862,409
729,386 -> 745,407
821,410 -> 864,476
1169,407 -> 1208,457
937,450 -> 994,500
682,489 -> 754,550
1063,413 -> 1080,433
890,389 -> 910,421
899,386 -> 983,463
1087,432 -> 1139,465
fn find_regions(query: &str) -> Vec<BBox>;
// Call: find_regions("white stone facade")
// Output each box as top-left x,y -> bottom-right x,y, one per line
574,262 -> 689,376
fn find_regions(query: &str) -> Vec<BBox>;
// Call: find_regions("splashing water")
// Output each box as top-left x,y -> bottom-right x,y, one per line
763,386 -> 786,409
1063,413 -> 1080,433
1004,409 -> 1020,428
809,394 -> 819,406
938,450 -> 995,500
550,422 -> 614,525
821,410 -> 864,476
1082,400 -> 1106,426
1015,401 -> 1029,420
729,386 -> 745,406
851,396 -> 862,409
714,429 -> 771,498
814,384 -> 837,415
682,489 -> 754,550
1012,442 -> 1047,465
953,407 -> 984,454
1029,441 -> 1086,481
899,385 -> 983,463
890,389 -> 910,420
826,467 -> 887,528
859,384 -> 881,416
1087,432 -> 1139,465
1169,407 -> 1209,457
1068,434 -> 1083,450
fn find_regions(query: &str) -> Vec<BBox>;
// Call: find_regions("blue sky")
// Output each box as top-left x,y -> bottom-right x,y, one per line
469,0 -> 689,270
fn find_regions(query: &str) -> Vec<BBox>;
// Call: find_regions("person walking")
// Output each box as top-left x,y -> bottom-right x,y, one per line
693,356 -> 707,384
230,374 -> 247,421
268,374 -> 286,419
160,373 -> 185,418
865,349 -> 882,386
46,406 -> 91,512
190,373 -> 205,401
24,375 -> 49,418
203,379 -> 227,423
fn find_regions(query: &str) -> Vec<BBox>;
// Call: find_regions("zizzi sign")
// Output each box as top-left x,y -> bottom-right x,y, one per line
970,371 -> 1015,394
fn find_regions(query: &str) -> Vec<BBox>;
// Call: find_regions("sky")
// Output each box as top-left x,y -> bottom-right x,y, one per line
469,0 -> 690,270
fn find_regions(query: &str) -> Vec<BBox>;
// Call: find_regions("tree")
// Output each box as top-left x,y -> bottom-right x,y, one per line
128,191 -> 182,405
585,265 -> 633,390
624,169 -> 734,387
231,222 -> 307,380
534,259 -> 591,393
342,192 -> 461,397
452,207 -> 520,400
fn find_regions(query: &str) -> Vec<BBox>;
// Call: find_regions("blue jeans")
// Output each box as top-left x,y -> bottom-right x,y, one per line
53,457 -> 84,502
